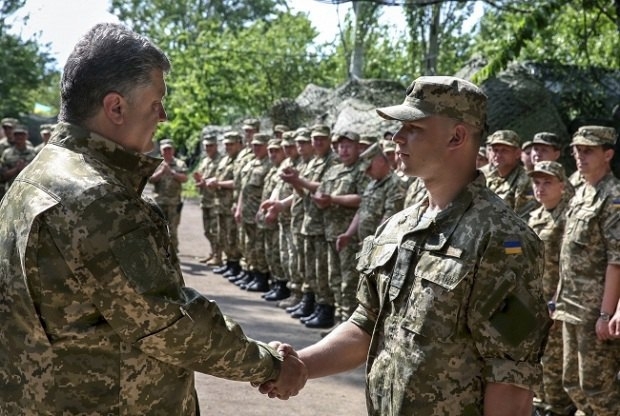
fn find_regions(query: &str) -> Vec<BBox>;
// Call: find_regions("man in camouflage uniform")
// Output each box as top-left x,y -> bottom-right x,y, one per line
34,123 -> 53,154
485,129 -> 535,216
0,23 -> 306,415
281,124 -> 339,321
527,161 -> 576,416
149,138 -> 188,253
264,76 -> 550,414
521,140 -> 534,171
554,125 -> 620,416
193,132 -> 222,265
0,124 -> 37,190
209,131 -> 244,277
234,132 -> 272,292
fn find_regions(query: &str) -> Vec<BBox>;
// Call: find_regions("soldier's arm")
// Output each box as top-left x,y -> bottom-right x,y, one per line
597,264 -> 620,341
330,194 -> 361,208
484,383 -> 533,416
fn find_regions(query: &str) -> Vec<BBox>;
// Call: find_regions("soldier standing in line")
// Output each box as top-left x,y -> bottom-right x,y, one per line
358,134 -> 377,153
553,125 -> 620,416
527,161 -> 576,416
476,146 -> 489,168
233,132 -> 272,292
209,131 -> 244,277
148,139 -> 188,253
34,124 -> 54,154
193,132 -> 222,266
521,140 -> 534,172
281,124 -> 339,322
1,125 -> 37,190
485,129 -> 534,215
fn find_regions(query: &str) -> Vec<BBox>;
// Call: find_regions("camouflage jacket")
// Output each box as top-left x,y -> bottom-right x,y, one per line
0,123 -> 281,415
527,196 -> 569,302
404,176 -> 426,208
290,157 -> 311,233
272,157 -> 299,225
233,147 -> 254,200
485,164 -> 534,215
150,156 -> 188,205
240,156 -> 271,224
214,153 -> 238,213
196,152 -> 222,210
257,163 -> 281,230
351,174 -> 549,415
301,151 -> 339,236
358,171 -> 406,240
0,145 -> 37,186
555,173 -> 620,325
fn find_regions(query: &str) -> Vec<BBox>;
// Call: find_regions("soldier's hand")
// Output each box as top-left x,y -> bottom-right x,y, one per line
596,316 -> 612,341
264,207 -> 278,224
336,234 -> 351,252
609,311 -> 620,338
258,342 -> 307,400
192,171 -> 202,182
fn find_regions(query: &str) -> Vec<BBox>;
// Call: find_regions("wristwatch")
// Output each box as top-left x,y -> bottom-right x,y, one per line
599,312 -> 611,321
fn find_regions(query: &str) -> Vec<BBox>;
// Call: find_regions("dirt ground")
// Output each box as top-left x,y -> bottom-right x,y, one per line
176,198 -> 367,416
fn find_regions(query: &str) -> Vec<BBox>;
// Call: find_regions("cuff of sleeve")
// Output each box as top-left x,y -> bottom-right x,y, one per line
349,305 -> 375,336
254,341 -> 284,382
483,358 -> 542,392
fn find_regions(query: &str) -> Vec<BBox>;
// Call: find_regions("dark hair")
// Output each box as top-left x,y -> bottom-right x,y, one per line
59,23 -> 171,124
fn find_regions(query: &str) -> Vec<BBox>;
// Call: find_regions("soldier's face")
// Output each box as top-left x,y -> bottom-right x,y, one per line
283,144 -> 297,159
311,136 -> 330,156
268,147 -> 284,165
338,138 -> 359,166
13,132 -> 27,149
225,142 -> 241,156
572,145 -> 613,177
490,144 -> 520,171
296,141 -> 313,159
531,144 -> 560,163
205,144 -> 217,158
532,173 -> 564,208
252,143 -> 267,159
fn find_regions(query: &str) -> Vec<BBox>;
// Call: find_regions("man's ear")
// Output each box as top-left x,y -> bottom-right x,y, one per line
604,148 -> 614,163
448,124 -> 467,149
102,92 -> 125,125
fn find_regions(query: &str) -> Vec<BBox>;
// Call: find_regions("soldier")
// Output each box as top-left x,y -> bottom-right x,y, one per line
34,123 -> 53,154
527,161 -> 576,416
193,132 -> 222,265
554,125 -> 620,416
311,130 -> 368,328
210,131 -> 244,277
233,132 -> 272,292
531,132 -> 562,164
0,124 -> 37,189
521,140 -> 534,171
281,124 -> 339,321
358,134 -> 377,153
485,129 -> 535,216
0,22 -> 306,415
148,139 -> 188,253
476,145 -> 489,169
263,76 -> 550,414
273,124 -> 289,140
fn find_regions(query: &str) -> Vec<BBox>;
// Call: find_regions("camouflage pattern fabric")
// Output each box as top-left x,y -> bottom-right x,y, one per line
302,235 -> 327,299
300,151 -> 339,237
214,154 -> 241,261
151,156 -> 187,205
259,165 -> 284,279
554,173 -> 620,414
485,164 -> 534,215
196,152 -> 222,211
358,171 -> 406,240
350,174 -> 549,415
404,176 -> 426,208
527,197 -> 574,414
0,123 -> 281,415
0,145 -> 36,188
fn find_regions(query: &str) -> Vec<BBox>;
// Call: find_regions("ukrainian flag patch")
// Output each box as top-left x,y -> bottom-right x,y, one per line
613,198 -> 620,208
503,239 -> 522,255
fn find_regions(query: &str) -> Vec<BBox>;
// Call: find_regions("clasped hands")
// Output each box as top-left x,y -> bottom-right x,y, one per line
253,341 -> 307,400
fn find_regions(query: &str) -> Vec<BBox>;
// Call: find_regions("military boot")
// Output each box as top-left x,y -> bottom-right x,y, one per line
212,261 -> 230,274
299,304 -> 320,323
261,281 -> 279,299
235,271 -> 254,287
222,261 -> 241,278
206,253 -> 222,267
246,272 -> 270,292
278,289 -> 302,309
304,304 -> 335,329
264,281 -> 291,301
290,292 -> 315,319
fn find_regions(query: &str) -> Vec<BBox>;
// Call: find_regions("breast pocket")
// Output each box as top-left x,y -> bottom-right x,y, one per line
567,205 -> 599,246
402,254 -> 471,341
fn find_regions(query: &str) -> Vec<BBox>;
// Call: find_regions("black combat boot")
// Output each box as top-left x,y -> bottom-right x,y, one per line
290,292 -> 315,319
264,281 -> 291,301
261,281 -> 279,299
278,289 -> 302,309
235,271 -> 255,288
246,272 -> 270,292
223,261 -> 241,278
299,304 -> 320,323
212,261 -> 230,274
304,304 -> 335,329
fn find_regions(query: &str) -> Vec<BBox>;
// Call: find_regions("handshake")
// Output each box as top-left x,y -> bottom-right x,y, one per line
254,342 -> 308,400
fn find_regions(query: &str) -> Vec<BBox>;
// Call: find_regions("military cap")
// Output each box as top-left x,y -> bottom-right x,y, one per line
382,139 -> 396,152
222,131 -> 242,144
267,138 -> 283,149
251,132 -> 271,145
376,76 -> 487,131
338,131 -> 360,142
478,146 -> 487,158
528,160 -> 566,182
13,125 -> 28,134
294,127 -> 310,138
1,117 -> 18,127
486,130 -> 521,148
532,132 -> 562,149
360,142 -> 384,161
331,133 -> 339,143
294,133 -> 311,143
39,123 -> 53,134
310,124 -> 331,138
242,118 -> 260,131
159,139 -> 174,149
273,124 -> 290,133
570,125 -> 617,147
281,131 -> 294,140
202,134 -> 217,145
521,140 -> 533,150
360,134 -> 378,145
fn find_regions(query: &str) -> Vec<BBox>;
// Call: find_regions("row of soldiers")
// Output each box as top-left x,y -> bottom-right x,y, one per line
191,119 -> 620,415
0,117 -> 53,199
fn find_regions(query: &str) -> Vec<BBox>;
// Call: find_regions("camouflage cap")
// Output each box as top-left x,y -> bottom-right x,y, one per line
273,124 -> 290,133
267,138 -> 283,149
294,133 -> 311,143
294,127 -> 310,137
39,123 -> 53,134
360,134 -> 378,145
338,131 -> 360,142
202,134 -> 217,145
222,131 -> 242,144
478,146 -> 487,158
331,133 -> 339,143
281,138 -> 295,147
1,117 -> 18,127
532,132 -> 562,149
521,140 -> 533,150
376,76 -> 487,130
13,124 -> 28,134
310,124 -> 330,138
528,160 -> 566,182
159,139 -> 174,149
242,118 -> 260,131
487,130 -> 521,148
251,132 -> 271,145
570,125 -> 617,147
382,139 -> 396,152
360,142 -> 384,162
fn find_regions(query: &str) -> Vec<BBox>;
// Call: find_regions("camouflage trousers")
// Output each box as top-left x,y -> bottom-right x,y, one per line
562,321 -> 620,416
262,225 -> 284,280
158,202 -> 182,252
539,321 -> 574,414
302,234 -> 330,303
217,212 -> 241,262
277,220 -> 295,283
288,230 -> 305,292
243,222 -> 268,273
201,207 -> 220,258
327,239 -> 359,321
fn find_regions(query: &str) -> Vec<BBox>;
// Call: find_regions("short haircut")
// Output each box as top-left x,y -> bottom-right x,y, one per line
59,23 -> 171,124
